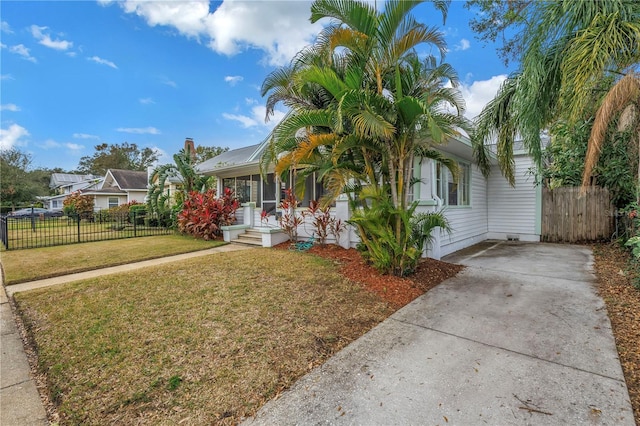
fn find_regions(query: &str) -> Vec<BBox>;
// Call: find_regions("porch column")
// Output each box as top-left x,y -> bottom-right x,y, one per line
242,202 -> 255,227
334,194 -> 351,249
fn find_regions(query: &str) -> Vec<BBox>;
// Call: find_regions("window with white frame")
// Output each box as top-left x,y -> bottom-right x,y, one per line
436,161 -> 470,206
108,197 -> 119,209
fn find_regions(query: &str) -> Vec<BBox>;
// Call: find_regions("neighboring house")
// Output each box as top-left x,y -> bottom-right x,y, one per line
79,169 -> 149,211
46,173 -> 103,211
197,136 -> 542,259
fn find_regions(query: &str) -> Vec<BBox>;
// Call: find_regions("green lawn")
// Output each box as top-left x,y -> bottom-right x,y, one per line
14,249 -> 393,425
1,235 -> 225,284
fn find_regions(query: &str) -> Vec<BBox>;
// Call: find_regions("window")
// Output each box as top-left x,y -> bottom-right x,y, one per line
436,162 -> 470,206
108,197 -> 119,209
287,170 -> 334,208
224,175 -> 264,206
262,173 -> 277,214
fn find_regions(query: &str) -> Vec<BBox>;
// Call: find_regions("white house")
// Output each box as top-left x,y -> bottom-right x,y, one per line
197,135 -> 541,259
46,173 -> 103,211
77,169 -> 148,211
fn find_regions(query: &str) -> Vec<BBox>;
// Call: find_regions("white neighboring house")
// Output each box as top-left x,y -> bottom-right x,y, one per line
197,135 -> 542,259
46,173 -> 103,211
78,169 -> 148,211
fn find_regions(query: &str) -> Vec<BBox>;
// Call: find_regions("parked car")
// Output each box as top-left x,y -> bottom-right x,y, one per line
6,208 -> 64,218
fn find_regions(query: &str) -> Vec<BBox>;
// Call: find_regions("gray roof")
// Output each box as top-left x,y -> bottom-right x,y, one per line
108,169 -> 148,190
197,144 -> 263,173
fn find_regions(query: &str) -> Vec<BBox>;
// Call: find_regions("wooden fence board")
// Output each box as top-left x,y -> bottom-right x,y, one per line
541,186 -> 614,243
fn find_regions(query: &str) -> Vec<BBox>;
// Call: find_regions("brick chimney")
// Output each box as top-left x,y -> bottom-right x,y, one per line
184,138 -> 196,162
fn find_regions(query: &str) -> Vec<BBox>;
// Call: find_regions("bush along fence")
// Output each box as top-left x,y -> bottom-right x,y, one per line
0,209 -> 172,250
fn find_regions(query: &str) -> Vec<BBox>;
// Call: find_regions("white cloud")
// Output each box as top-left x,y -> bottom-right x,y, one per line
7,44 -> 37,63
224,75 -> 243,86
251,105 -> 285,129
459,75 -> 508,120
245,97 -> 258,105
1,21 -> 13,34
150,146 -> 171,165
223,105 -> 285,129
65,143 -> 84,151
161,76 -> 177,88
73,133 -> 100,140
109,1 -> 324,66
30,25 -> 73,50
40,139 -> 61,148
0,123 -> 30,150
1,104 -> 20,112
139,97 -> 155,105
39,139 -> 84,151
222,113 -> 258,128
88,55 -> 118,69
454,38 -> 470,51
116,127 -> 161,135
0,74 -> 13,80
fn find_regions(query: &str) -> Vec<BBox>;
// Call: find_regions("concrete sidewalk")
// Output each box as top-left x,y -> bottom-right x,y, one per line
244,241 -> 635,425
0,243 -> 253,425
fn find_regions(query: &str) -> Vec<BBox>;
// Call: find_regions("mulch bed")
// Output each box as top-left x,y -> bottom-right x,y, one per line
592,243 -> 640,424
279,243 -> 464,308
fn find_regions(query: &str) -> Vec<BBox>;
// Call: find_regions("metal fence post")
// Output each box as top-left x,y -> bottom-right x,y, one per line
1,217 -> 8,250
31,206 -> 36,233
77,214 -> 81,243
134,211 -> 137,237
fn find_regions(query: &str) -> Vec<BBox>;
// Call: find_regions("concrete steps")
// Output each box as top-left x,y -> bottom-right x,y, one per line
234,229 -> 263,246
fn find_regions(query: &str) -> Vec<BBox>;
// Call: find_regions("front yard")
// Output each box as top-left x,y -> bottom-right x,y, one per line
13,249 -> 396,425
7,241 -> 638,424
2,235 -> 225,284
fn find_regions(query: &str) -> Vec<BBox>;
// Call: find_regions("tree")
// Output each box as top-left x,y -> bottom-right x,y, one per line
147,144 -> 215,220
195,145 -> 228,163
472,0 -> 640,186
464,0 -> 532,66
261,0 -> 466,275
77,142 -> 158,175
582,72 -> 640,201
0,148 -> 50,208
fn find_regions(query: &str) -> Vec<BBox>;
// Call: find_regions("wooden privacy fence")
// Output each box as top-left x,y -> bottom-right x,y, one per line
542,186 -> 615,243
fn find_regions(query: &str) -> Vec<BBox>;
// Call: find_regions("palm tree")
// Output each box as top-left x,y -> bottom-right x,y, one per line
473,0 -> 640,183
148,145 -> 213,217
261,0 -> 467,275
582,72 -> 640,198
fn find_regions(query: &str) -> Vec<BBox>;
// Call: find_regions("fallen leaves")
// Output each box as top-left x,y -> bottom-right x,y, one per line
593,243 -> 640,424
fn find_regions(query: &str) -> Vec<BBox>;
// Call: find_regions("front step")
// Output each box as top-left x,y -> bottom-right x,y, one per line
233,229 -> 263,246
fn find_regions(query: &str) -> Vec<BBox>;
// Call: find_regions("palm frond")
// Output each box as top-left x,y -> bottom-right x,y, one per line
582,72 -> 640,188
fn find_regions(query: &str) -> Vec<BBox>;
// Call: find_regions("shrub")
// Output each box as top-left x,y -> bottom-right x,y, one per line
63,192 -> 94,219
177,188 -> 239,240
129,204 -> 147,225
107,201 -> 142,222
348,187 -> 450,276
278,189 -> 303,242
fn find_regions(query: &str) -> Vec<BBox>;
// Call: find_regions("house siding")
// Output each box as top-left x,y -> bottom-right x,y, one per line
487,154 -> 540,241
93,195 -> 127,211
437,164 -> 489,257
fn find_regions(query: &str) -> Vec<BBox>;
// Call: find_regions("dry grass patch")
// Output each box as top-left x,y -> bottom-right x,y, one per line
15,249 -> 393,425
2,235 -> 224,284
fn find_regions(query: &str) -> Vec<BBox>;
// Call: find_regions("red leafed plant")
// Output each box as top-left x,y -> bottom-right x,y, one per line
177,188 -> 239,240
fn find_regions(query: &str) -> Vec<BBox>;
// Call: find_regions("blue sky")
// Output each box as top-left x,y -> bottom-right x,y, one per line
0,1 -> 514,172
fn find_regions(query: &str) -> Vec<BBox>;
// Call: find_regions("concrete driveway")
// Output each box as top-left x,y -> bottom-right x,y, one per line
243,241 -> 635,425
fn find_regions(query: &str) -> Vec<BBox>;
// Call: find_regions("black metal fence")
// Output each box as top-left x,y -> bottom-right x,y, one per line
0,210 -> 172,250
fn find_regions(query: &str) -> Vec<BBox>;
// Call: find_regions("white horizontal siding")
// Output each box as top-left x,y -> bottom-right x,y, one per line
487,155 -> 539,240
438,164 -> 489,257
